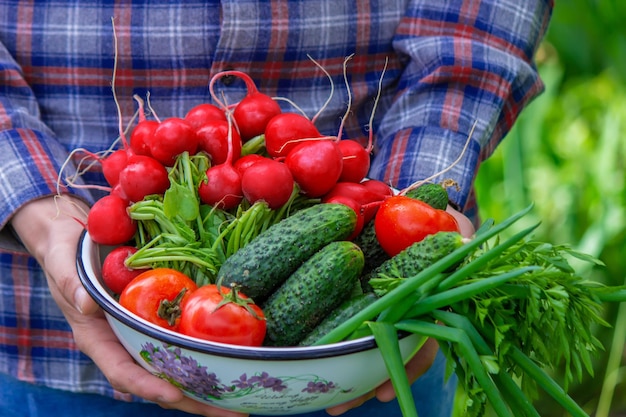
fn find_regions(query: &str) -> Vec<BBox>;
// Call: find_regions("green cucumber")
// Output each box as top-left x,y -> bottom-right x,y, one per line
364,231 -> 464,296
299,292 -> 378,346
405,182 -> 449,210
217,203 -> 357,302
262,241 -> 365,346
353,219 -> 390,277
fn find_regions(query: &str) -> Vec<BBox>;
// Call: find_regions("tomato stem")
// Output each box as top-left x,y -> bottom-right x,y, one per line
157,288 -> 188,327
215,279 -> 265,321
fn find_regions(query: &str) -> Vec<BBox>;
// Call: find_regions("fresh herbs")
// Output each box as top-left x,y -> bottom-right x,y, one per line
315,204 -> 626,417
125,151 -> 315,286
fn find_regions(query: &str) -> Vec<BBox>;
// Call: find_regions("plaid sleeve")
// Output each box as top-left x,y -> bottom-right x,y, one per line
369,0 -> 553,213
0,42 -> 91,228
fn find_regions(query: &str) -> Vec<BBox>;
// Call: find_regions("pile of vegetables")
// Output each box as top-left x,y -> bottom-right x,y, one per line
63,69 -> 626,417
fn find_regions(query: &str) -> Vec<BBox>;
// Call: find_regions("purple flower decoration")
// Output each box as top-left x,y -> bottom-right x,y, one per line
302,381 -> 337,394
141,342 -> 226,399
139,342 -> 348,402
248,372 -> 287,392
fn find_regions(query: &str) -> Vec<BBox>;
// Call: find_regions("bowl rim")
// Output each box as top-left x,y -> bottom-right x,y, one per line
77,230 -> 389,361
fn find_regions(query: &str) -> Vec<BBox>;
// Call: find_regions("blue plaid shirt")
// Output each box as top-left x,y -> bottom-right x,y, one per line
0,0 -> 552,402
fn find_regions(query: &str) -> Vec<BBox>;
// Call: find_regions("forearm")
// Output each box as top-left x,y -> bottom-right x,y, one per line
370,0 -> 553,210
9,195 -> 88,267
0,42 -> 92,228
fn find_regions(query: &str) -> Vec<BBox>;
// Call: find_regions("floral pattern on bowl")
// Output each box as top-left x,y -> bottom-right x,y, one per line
141,342 -> 353,403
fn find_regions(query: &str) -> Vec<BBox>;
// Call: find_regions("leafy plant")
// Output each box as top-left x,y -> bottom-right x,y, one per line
473,26 -> 626,417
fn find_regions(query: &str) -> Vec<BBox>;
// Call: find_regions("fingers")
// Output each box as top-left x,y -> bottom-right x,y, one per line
325,391 -> 375,416
325,338 -> 440,415
11,196 -> 95,314
156,398 -> 250,417
44,237 -> 100,315
374,337 -> 439,403
446,205 -> 476,238
69,305 -> 248,417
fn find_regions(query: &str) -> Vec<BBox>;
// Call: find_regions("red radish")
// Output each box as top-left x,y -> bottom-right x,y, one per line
118,155 -> 170,203
184,103 -> 227,130
197,114 -> 243,210
233,154 -> 266,177
264,113 -> 323,158
130,119 -> 159,157
232,91 -> 281,142
361,179 -> 394,197
102,149 -> 130,187
195,120 -> 242,165
110,183 -> 130,202
324,196 -> 365,240
241,158 -> 294,209
198,164 -> 242,210
323,181 -> 386,204
101,245 -> 144,294
322,181 -> 386,223
338,139 -> 370,183
87,194 -> 137,245
285,139 -> 343,197
209,70 -> 282,142
150,117 -> 198,166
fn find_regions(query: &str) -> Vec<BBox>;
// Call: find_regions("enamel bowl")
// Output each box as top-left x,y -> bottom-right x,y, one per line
77,231 -> 425,415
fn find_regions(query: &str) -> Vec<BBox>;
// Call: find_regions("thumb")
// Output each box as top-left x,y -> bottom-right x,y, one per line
74,284 -> 100,315
42,233 -> 100,316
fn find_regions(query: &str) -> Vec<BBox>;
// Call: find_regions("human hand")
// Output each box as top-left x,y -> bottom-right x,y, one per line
325,206 -> 475,415
446,205 -> 476,239
10,195 -> 248,417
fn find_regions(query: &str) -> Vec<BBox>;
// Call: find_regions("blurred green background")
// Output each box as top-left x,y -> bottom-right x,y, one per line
466,1 -> 626,416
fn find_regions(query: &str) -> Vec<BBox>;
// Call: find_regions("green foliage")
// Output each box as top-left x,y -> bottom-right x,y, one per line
471,7 -> 626,414
544,0 -> 626,83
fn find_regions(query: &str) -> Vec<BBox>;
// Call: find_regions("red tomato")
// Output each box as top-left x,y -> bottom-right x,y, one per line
374,195 -> 460,257
178,284 -> 266,347
118,268 -> 198,331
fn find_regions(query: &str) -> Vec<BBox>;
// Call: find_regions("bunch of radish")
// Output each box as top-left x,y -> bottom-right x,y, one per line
100,70 -> 394,239
201,70 -> 395,236
70,67 -> 463,296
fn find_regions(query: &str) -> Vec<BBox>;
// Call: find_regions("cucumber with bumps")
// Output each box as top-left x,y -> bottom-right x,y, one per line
298,292 -> 378,346
353,219 -> 390,276
262,241 -> 365,346
364,231 -> 464,296
217,203 -> 357,302
405,182 -> 449,210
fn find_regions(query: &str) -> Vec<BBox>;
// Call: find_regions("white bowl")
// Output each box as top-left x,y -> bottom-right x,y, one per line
77,231 -> 426,415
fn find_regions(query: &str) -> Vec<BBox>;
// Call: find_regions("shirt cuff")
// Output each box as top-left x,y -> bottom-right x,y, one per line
368,125 -> 480,211
0,128 -> 94,228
